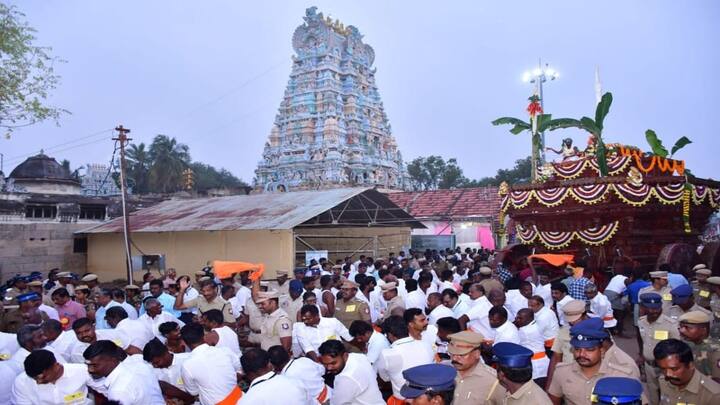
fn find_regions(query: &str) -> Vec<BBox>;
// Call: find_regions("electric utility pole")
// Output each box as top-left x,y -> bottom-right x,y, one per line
113,125 -> 134,283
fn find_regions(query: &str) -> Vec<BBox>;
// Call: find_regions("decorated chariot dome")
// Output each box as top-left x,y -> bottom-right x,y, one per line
255,7 -> 407,192
6,152 -> 82,195
499,146 -> 720,273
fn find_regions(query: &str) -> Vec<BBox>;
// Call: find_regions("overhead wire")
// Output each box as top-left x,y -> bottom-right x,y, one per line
94,140 -> 119,196
4,128 -> 114,165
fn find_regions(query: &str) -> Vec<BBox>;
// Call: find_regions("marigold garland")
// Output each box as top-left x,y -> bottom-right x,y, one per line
515,221 -> 620,250
682,185 -> 692,233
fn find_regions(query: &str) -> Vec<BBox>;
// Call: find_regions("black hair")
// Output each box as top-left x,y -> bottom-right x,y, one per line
41,319 -> 63,335
17,325 -> 41,348
24,349 -> 56,378
302,276 -> 315,286
418,274 -> 433,285
180,322 -> 205,346
142,337 -> 169,362
50,287 -> 69,298
403,308 -> 423,324
489,305 -> 508,320
349,320 -> 374,337
300,304 -> 319,317
201,309 -> 224,325
498,364 -> 533,383
267,345 -> 290,368
354,274 -> 366,284
441,289 -> 458,300
519,281 -> 533,290
653,338 -> 694,364
405,279 -> 418,292
149,279 -> 164,288
105,306 -> 128,321
428,292 -> 443,302
382,315 -> 409,339
72,317 -> 94,331
302,291 -> 317,301
158,321 -> 179,337
99,288 -> 113,298
241,348 -> 270,374
83,340 -> 126,361
220,285 -> 234,296
111,288 -> 125,300
436,317 -> 461,334
551,282 -> 568,294
318,339 -> 346,357
441,270 -> 453,281
529,295 -> 545,306
320,275 -> 332,288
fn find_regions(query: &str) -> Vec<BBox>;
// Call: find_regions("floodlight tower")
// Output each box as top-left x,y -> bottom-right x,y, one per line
522,59 -> 559,163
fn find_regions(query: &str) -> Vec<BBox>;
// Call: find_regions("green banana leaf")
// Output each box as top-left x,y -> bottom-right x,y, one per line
670,136 -> 692,157
645,129 -> 668,157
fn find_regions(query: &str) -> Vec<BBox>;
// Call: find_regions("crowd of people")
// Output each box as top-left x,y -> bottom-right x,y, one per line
0,248 -> 719,404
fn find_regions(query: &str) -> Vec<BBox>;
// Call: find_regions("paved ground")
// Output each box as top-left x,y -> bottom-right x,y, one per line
611,313 -> 640,359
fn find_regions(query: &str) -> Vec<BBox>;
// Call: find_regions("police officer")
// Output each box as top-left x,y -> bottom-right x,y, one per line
400,363 -> 457,405
678,311 -> 720,381
1,292 -> 49,333
493,342 -> 552,405
707,276 -> 720,336
668,284 -> 712,321
691,265 -> 712,309
654,338 -> 720,404
591,377 -> 644,404
4,275 -> 30,305
447,331 -> 506,405
548,318 -> 642,405
381,282 -> 405,322
637,293 -> 680,405
638,271 -> 673,313
248,291 -> 293,352
335,280 -> 371,329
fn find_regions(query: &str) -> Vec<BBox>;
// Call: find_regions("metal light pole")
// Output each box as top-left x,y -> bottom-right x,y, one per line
522,59 -> 559,164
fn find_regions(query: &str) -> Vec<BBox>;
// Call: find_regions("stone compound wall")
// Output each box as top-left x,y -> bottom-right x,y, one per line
0,222 -> 87,279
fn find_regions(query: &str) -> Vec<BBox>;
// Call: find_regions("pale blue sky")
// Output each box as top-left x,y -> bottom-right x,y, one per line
2,1 -> 719,182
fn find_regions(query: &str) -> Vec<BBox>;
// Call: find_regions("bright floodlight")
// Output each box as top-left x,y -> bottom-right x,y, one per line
533,68 -> 542,76
522,72 -> 531,82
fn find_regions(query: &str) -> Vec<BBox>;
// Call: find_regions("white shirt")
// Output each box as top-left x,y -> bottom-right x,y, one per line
213,325 -> 241,356
235,285 -> 252,310
535,283 -> 554,308
12,363 -> 91,405
465,296 -> 495,342
376,336 -> 435,399
605,275 -> 628,295
296,317 -> 352,355
556,295 -> 574,326
332,353 -> 385,405
404,290 -> 427,311
181,344 -> 240,405
450,299 -> 469,318
518,321 -> 549,379
0,331 -> 20,360
69,329 -> 131,363
366,331 -> 390,366
114,318 -> 154,349
153,352 -> 191,391
139,311 -> 186,342
0,362 -> 16,404
102,357 -> 164,404
228,296 -> 243,319
49,330 -> 79,359
282,357 -> 330,404
39,304 -> 60,321
117,301 -> 139,319
492,320 -> 520,345
505,290 -> 527,319
9,347 -> 67,375
588,292 -> 617,328
182,287 -> 200,314
428,304 -> 455,325
534,306 -> 560,343
243,371 -> 308,405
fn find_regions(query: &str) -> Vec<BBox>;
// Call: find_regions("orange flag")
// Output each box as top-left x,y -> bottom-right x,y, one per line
212,260 -> 265,281
528,254 -> 574,268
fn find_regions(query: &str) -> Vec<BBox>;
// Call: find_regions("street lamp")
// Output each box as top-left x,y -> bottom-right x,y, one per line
522,59 -> 559,163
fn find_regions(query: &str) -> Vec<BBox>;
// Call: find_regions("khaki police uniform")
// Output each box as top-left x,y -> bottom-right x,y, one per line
185,295 -> 235,324
604,343 -> 641,379
383,295 -> 405,322
454,360 -> 506,405
1,309 -> 49,333
281,296 -> 304,323
480,278 -> 505,295
686,339 -> 720,381
659,370 -> 720,405
551,325 -> 573,363
692,280 -> 712,309
504,380 -> 552,405
548,357 -> 641,405
251,307 -> 292,350
638,314 -> 680,405
667,304 -> 712,322
335,298 -> 371,329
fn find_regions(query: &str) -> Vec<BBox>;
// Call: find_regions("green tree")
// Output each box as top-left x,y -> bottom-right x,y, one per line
126,142 -> 151,193
492,96 -> 577,181
439,158 -> 466,189
190,162 -> 247,193
147,135 -> 190,193
465,156 -> 532,187
0,3 -> 67,137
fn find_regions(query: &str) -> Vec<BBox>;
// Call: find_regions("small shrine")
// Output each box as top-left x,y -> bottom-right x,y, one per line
255,7 -> 407,192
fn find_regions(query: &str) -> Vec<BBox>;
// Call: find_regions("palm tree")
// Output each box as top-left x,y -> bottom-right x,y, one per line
148,135 -> 191,193
126,142 -> 151,193
546,92 -> 613,176
492,95 -> 578,181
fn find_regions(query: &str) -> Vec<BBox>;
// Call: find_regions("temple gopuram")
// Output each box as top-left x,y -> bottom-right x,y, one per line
255,7 -> 407,192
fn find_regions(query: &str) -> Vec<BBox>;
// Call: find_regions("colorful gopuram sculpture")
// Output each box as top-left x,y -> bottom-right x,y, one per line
255,7 -> 407,191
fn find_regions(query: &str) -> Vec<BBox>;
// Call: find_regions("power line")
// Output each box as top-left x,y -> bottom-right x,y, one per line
4,128 -> 114,165
95,140 -> 119,196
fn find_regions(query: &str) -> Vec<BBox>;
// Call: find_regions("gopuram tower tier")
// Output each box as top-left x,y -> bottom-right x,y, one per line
255,7 -> 407,191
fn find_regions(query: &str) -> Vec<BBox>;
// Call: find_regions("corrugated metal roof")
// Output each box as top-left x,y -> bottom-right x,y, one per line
386,187 -> 501,219
79,187 -> 375,234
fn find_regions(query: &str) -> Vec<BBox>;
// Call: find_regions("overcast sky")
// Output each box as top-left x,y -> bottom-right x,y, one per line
3,1 -> 719,183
